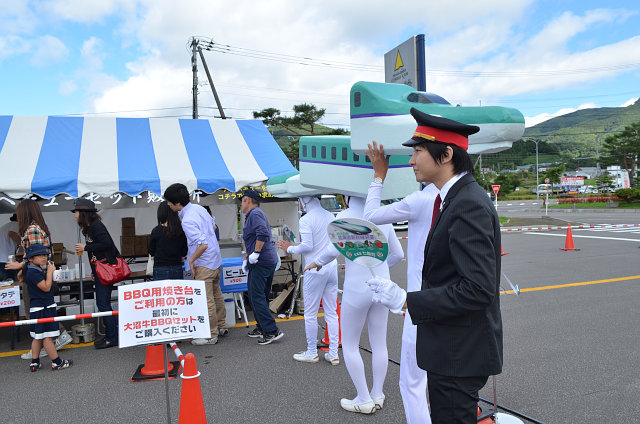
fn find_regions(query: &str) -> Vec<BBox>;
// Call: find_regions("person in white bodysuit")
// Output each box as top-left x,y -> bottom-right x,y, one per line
276,196 -> 340,364
364,142 -> 437,424
305,196 -> 404,415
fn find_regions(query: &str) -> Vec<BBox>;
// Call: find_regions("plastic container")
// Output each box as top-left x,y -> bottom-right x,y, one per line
224,297 -> 236,327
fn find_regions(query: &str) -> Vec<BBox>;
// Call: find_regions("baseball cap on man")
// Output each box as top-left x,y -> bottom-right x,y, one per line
25,244 -> 49,259
71,198 -> 98,212
240,189 -> 262,201
402,107 -> 480,151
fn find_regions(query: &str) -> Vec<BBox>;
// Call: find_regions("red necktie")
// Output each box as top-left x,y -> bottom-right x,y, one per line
430,194 -> 441,231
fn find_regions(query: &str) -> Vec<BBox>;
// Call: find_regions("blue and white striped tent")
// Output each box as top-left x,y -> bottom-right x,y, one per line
0,116 -> 296,199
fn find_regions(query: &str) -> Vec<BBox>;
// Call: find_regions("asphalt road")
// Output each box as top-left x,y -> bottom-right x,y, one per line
1,208 -> 639,424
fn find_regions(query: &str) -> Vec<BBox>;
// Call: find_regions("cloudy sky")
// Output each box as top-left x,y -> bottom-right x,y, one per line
1,0 -> 639,128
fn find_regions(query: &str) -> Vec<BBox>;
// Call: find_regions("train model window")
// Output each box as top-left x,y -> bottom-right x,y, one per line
331,147 -> 336,160
342,147 -> 348,161
321,146 -> 326,159
353,153 -> 360,162
407,92 -> 450,105
302,145 -> 307,157
311,146 -> 316,158
353,92 -> 361,107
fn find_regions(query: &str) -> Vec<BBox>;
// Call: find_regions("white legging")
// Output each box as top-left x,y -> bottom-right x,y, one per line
400,315 -> 431,423
302,264 -> 339,356
341,281 -> 389,402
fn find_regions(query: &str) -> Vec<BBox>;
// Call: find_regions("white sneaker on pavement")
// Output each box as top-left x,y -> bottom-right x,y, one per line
340,397 -> 376,414
293,351 -> 319,363
324,352 -> 340,366
21,349 -> 47,360
371,394 -> 385,410
55,331 -> 73,350
191,337 -> 218,345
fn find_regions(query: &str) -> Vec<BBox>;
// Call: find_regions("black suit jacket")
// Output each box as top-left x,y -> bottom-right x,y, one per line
406,173 -> 503,377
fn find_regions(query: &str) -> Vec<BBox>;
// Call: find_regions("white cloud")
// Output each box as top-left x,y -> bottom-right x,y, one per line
620,97 -> 639,107
30,35 -> 69,66
39,0 -> 130,23
525,102 -> 597,127
0,0 -> 38,34
0,35 -> 30,61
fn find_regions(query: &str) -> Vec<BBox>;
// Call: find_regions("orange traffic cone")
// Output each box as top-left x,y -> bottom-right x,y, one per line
319,297 -> 342,352
131,344 -> 181,382
179,353 -> 207,424
560,223 -> 580,251
500,244 -> 509,256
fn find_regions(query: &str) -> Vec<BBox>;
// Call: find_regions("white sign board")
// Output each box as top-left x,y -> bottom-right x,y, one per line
117,279 -> 210,348
222,265 -> 247,288
0,286 -> 20,309
384,36 -> 419,88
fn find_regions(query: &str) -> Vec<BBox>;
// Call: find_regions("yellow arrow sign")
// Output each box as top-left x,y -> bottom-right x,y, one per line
394,50 -> 404,70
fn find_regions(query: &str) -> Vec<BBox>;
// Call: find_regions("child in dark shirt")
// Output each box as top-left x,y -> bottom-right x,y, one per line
24,244 -> 73,372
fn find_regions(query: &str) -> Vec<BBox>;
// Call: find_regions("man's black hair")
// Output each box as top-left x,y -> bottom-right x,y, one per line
424,142 -> 474,175
163,183 -> 190,207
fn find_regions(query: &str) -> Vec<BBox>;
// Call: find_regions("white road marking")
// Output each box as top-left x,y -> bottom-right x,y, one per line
525,233 -> 640,243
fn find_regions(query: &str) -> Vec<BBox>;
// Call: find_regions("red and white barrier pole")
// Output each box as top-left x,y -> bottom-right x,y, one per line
168,342 -> 185,368
0,310 -> 119,328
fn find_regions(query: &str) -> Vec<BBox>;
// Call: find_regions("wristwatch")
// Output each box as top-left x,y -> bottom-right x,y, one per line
373,177 -> 383,184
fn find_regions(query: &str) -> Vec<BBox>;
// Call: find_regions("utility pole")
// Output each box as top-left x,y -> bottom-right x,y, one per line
534,139 -> 539,200
198,47 -> 226,119
191,38 -> 198,119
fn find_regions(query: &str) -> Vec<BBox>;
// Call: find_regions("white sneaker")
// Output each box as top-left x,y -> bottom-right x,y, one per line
293,351 -> 319,363
21,349 -> 47,360
324,352 -> 340,366
55,331 -> 73,350
372,394 -> 385,410
340,397 -> 376,414
191,337 -> 218,345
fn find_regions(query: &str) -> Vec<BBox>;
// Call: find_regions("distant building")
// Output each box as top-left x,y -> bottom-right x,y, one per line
575,167 -> 598,179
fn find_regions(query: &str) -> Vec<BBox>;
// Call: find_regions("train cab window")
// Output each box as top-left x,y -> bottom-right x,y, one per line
353,153 -> 359,162
331,147 -> 336,160
407,92 -> 450,105
342,147 -> 348,161
311,146 -> 316,158
321,146 -> 326,159
302,145 -> 307,157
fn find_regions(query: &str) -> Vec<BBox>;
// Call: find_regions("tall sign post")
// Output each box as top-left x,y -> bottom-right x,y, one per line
384,34 -> 426,91
492,184 -> 500,210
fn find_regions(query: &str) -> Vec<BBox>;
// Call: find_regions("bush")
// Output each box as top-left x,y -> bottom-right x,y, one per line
614,188 -> 640,203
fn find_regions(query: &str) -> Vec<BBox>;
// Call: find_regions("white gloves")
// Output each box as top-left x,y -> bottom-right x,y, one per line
242,259 -> 248,273
248,251 -> 260,264
366,277 -> 407,314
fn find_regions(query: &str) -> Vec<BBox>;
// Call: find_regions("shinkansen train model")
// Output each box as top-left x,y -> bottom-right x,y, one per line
350,81 -> 525,155
267,135 -> 419,200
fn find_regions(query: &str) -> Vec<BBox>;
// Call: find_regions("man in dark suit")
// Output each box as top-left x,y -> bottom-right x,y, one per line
367,108 -> 503,423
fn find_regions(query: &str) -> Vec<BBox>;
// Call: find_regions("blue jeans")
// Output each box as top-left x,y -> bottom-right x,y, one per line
153,265 -> 184,280
93,270 -> 118,343
247,263 -> 278,334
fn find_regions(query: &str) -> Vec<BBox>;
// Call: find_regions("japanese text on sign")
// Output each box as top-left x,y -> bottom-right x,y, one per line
0,286 -> 19,309
118,280 -> 210,348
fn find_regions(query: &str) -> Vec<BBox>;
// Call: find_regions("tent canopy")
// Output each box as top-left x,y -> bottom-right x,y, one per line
0,116 -> 296,199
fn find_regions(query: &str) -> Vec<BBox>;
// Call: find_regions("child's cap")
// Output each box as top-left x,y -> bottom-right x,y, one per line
25,244 -> 49,259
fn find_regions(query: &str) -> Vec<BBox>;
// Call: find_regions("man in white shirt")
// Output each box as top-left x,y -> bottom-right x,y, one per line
0,214 -> 20,281
276,196 -> 340,365
364,142 -> 437,424
164,183 -> 228,345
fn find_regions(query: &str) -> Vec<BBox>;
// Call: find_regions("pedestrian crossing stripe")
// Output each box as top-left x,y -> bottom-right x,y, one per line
395,50 -> 404,70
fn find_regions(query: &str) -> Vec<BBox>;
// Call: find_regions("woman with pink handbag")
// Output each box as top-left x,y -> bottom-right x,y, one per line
73,198 -> 122,349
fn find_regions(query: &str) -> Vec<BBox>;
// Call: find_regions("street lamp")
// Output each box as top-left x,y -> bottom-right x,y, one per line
533,139 -> 539,200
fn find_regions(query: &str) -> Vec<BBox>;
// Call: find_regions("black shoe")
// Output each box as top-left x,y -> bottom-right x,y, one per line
94,339 -> 118,349
247,327 -> 263,338
257,329 -> 284,345
218,328 -> 229,337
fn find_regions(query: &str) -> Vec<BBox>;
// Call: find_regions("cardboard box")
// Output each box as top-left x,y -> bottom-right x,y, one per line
121,217 -> 136,236
134,234 -> 149,256
120,236 -> 135,257
269,280 -> 295,314
53,251 -> 67,266
52,243 -> 64,252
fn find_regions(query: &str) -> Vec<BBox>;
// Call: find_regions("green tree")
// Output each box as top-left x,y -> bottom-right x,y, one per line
601,122 -> 640,187
544,165 -> 565,184
252,108 -> 282,129
493,172 -> 521,194
595,172 -> 615,193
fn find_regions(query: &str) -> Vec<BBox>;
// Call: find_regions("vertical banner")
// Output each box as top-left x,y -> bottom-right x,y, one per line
384,34 -> 426,91
118,279 -> 210,348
